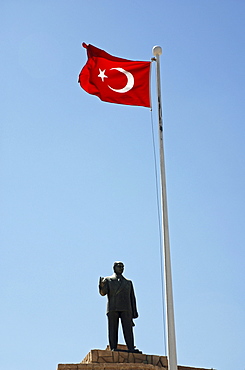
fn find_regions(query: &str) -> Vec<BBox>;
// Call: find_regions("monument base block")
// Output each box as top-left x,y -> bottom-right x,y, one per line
57,345 -> 213,370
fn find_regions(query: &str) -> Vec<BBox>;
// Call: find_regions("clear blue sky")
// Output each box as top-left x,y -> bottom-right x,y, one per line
1,1 -> 245,370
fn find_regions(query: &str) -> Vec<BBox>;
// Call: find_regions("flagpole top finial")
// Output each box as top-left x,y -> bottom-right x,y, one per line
152,46 -> 162,56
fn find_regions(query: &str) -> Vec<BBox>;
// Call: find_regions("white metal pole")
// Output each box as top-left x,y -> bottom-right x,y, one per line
152,45 -> 178,370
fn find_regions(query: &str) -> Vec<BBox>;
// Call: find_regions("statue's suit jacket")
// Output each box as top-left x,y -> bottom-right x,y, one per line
99,274 -> 138,319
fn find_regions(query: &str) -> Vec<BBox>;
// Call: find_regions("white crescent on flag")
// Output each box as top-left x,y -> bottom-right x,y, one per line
108,68 -> 134,93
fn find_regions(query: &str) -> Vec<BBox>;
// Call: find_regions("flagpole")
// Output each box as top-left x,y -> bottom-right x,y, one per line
152,46 -> 178,370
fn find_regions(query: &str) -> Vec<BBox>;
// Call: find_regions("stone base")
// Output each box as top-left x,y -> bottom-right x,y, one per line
57,345 -> 214,370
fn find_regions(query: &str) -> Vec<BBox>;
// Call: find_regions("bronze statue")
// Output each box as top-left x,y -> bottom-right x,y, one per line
99,262 -> 139,352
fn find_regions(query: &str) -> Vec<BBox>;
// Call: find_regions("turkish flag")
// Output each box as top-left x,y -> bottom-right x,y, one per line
79,43 -> 151,108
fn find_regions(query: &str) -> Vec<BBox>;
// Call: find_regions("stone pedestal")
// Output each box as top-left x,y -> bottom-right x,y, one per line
57,345 -> 213,370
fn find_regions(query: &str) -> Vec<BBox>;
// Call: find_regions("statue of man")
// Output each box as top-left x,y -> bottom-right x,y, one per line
99,261 -> 138,352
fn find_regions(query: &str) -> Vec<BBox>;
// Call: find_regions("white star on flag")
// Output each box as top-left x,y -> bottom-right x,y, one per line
98,69 -> 108,82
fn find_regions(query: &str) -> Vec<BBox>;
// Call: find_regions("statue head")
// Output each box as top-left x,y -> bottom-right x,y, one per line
113,261 -> 124,275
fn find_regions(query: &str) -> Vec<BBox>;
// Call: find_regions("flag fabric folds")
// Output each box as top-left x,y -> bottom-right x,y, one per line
79,43 -> 151,108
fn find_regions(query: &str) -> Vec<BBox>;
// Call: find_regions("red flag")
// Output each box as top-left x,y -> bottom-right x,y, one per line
79,43 -> 151,108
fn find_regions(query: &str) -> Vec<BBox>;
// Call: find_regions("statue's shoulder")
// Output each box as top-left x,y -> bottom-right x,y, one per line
105,274 -> 115,281
122,276 -> 132,283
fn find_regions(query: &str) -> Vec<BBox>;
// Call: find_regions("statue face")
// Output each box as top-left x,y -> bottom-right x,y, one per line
114,262 -> 124,275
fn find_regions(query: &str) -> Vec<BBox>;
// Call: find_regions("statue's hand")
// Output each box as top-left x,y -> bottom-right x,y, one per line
99,277 -> 106,287
99,277 -> 108,296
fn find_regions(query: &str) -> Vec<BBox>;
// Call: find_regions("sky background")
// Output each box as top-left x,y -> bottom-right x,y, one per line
1,1 -> 245,370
